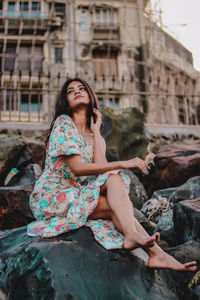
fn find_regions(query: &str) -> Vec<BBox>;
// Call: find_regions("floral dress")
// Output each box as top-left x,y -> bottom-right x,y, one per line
27,114 -> 131,249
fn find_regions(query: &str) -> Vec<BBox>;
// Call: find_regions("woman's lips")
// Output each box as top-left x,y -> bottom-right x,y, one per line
74,95 -> 84,100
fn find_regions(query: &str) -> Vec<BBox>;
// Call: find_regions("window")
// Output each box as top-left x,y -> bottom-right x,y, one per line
97,97 -> 104,107
20,1 -> 41,17
54,3 -> 65,19
8,2 -> 16,17
177,96 -> 185,124
32,2 -> 40,11
80,10 -> 88,30
5,88 -> 18,111
20,2 -> 29,11
18,44 -> 43,73
21,93 -> 42,112
18,46 -> 31,71
94,7 -> 117,26
108,98 -> 119,109
33,45 -> 43,72
0,1 -> 2,15
93,48 -> 118,77
55,48 -> 63,64
5,44 -> 16,71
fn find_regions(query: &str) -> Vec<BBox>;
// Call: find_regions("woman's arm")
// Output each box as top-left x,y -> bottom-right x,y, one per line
91,109 -> 107,163
93,129 -> 107,163
65,154 -> 149,176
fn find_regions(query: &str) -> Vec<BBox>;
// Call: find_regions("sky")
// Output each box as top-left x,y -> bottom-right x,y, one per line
152,0 -> 200,71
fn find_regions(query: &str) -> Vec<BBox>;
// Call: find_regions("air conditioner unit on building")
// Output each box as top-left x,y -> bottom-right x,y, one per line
78,44 -> 90,60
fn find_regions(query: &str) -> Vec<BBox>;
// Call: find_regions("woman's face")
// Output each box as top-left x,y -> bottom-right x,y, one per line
66,81 -> 90,110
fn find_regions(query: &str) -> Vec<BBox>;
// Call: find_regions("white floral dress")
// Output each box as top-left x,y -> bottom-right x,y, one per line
27,114 -> 131,249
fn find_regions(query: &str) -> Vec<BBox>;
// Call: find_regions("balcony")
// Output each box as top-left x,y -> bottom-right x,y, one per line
93,22 -> 119,41
0,10 -> 63,34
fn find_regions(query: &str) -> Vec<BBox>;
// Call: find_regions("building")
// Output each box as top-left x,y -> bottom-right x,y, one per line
0,0 -> 199,127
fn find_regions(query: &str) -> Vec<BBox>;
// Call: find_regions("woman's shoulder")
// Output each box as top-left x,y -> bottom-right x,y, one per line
54,114 -> 74,128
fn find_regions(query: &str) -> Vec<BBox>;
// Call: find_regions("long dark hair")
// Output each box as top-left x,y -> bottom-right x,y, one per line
42,77 -> 101,168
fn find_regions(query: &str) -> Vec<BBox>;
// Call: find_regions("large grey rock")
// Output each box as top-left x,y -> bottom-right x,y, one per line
0,226 -> 185,300
154,209 -> 174,233
123,170 -> 148,209
0,137 -> 26,185
152,188 -> 177,201
173,198 -> 200,245
153,210 -> 176,247
102,107 -> 148,161
170,176 -> 200,203
145,140 -> 200,195
167,240 -> 200,300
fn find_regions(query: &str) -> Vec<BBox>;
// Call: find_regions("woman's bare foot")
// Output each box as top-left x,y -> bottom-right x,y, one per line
148,250 -> 197,271
123,232 -> 158,250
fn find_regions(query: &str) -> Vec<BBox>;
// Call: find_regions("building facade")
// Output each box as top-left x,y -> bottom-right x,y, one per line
0,0 -> 199,126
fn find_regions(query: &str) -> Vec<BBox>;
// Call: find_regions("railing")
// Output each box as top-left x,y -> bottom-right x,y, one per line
0,71 -> 200,127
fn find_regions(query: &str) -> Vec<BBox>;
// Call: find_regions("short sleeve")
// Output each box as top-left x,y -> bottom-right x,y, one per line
48,115 -> 81,157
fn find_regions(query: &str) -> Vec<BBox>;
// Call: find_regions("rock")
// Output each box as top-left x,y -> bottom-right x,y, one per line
154,209 -> 174,233
170,176 -> 200,204
26,142 -> 46,168
173,198 -> 200,245
167,240 -> 200,300
134,208 -> 156,235
141,196 -> 172,223
0,183 -> 35,229
102,107 -> 148,161
152,188 -> 177,201
145,140 -> 200,195
123,170 -> 148,209
0,137 -> 26,185
153,210 -> 176,247
0,226 -> 184,299
0,163 -> 36,230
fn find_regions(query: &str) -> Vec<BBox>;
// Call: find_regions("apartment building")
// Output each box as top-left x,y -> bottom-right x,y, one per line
0,0 -> 199,126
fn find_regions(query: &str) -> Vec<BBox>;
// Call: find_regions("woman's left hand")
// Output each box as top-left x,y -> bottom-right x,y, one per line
91,108 -> 102,133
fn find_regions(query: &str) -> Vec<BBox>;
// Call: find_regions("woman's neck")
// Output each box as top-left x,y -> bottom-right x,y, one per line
72,109 -> 88,133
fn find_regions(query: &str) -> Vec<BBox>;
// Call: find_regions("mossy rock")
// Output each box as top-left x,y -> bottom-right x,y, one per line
102,107 -> 148,161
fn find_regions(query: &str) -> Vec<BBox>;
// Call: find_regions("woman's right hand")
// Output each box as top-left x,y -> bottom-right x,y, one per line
122,157 -> 150,175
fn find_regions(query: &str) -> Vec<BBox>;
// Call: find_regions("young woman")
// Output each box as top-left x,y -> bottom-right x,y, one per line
27,78 -> 196,271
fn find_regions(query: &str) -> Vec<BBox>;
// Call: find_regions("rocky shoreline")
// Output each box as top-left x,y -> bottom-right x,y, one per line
0,107 -> 200,299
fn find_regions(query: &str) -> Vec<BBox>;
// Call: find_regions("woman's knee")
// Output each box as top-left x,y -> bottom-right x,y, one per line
106,173 -> 124,188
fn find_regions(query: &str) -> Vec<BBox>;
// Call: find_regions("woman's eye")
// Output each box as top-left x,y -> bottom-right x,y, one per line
68,90 -> 74,94
80,87 -> 85,91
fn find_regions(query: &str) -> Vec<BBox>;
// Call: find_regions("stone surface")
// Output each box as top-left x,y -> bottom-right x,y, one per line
144,140 -> 200,195
167,240 -> 200,300
123,170 -> 148,209
173,198 -> 200,245
154,209 -> 174,233
0,164 -> 36,230
134,208 -> 156,235
26,142 -> 46,168
102,107 -> 148,161
140,196 -> 172,223
0,137 -> 26,185
0,226 -> 185,300
170,176 -> 200,204
152,188 -> 177,201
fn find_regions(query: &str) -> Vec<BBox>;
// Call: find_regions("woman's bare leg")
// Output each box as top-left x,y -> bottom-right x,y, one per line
88,195 -> 124,233
132,216 -> 196,270
102,174 -> 197,271
103,174 -> 157,249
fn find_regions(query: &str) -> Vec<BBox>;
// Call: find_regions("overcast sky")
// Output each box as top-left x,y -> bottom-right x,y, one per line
154,0 -> 200,71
